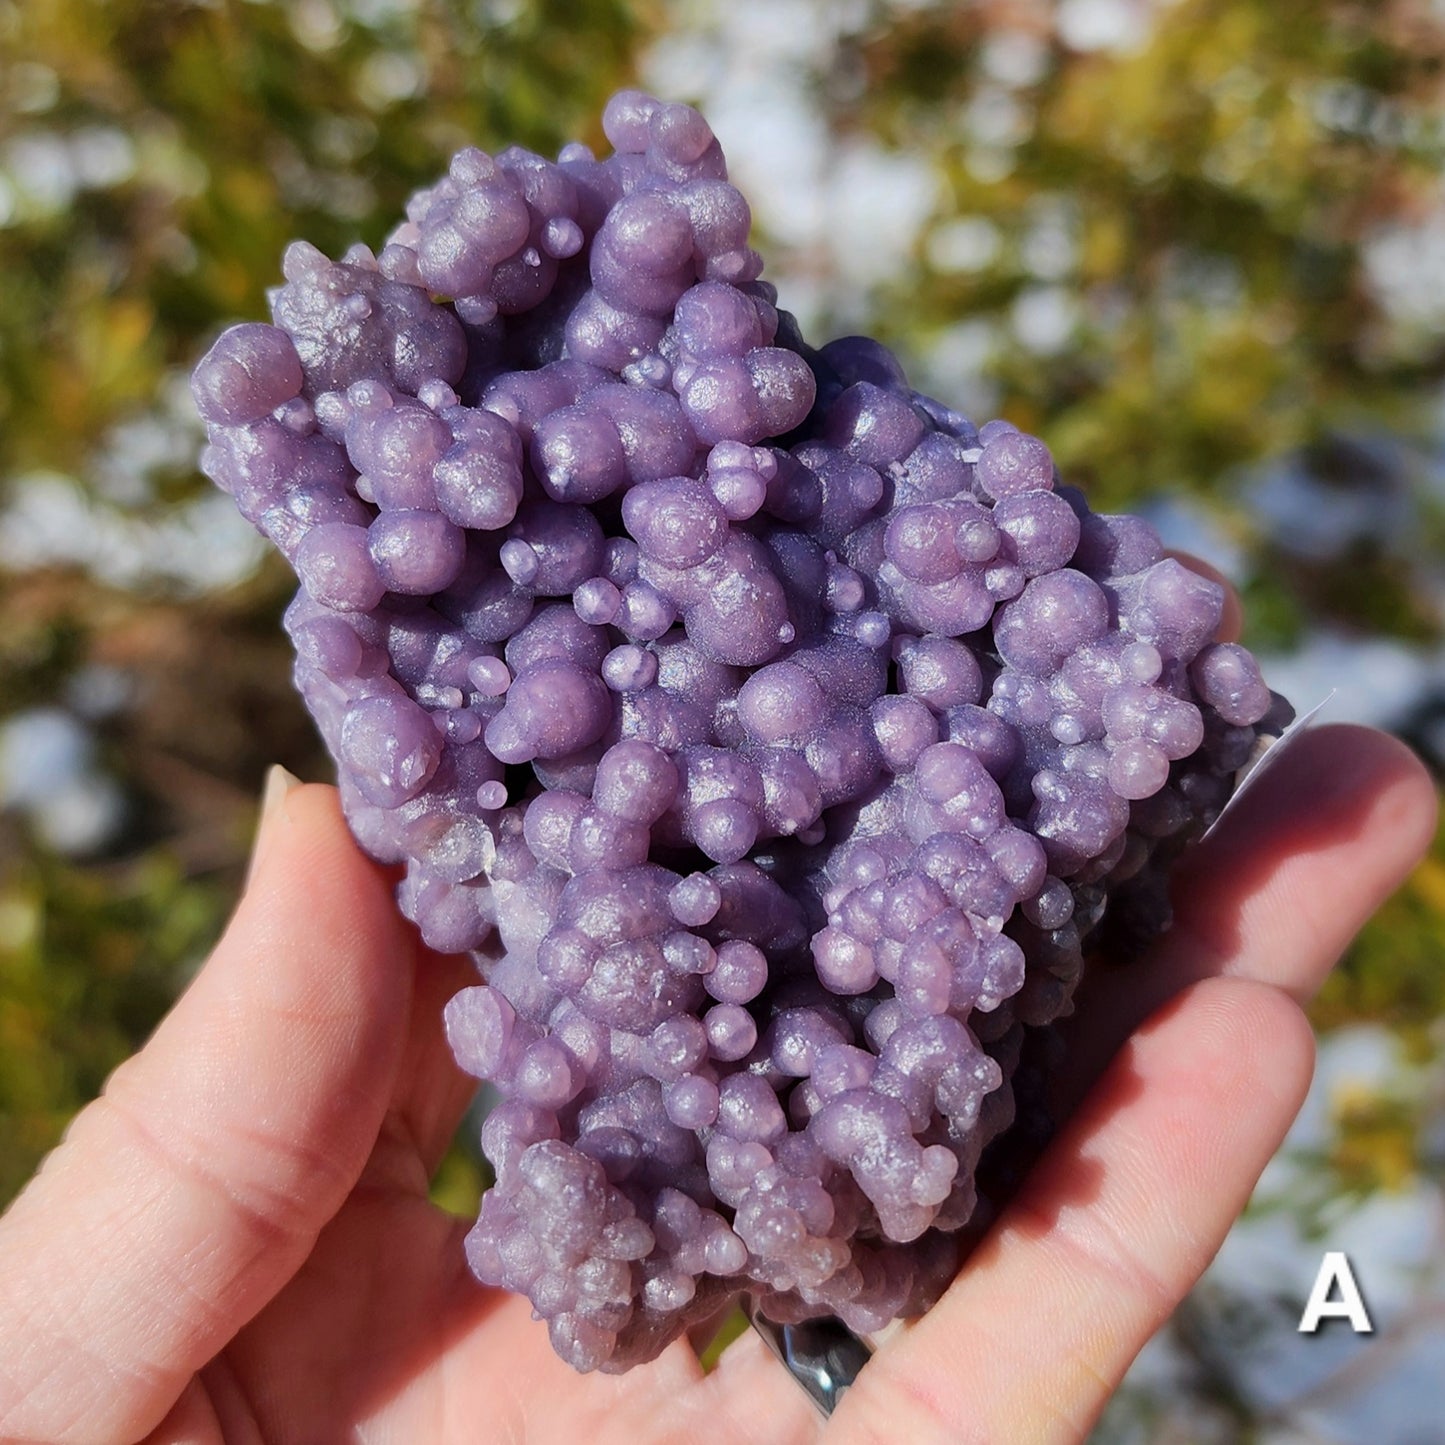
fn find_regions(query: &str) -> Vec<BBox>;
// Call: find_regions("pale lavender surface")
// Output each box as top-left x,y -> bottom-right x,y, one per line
193,90 -> 1288,1373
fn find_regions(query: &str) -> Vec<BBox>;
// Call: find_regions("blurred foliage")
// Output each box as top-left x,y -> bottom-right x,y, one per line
0,0 -> 649,481
0,2 -> 1442,1433
855,0 -> 1445,504
836,0 -> 1445,663
1316,812 -> 1445,1042
427,1126 -> 491,1217
697,1303 -> 749,1372
0,0 -> 655,1200
0,830 -> 228,1201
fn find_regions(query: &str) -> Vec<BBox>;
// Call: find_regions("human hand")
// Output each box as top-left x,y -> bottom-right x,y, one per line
0,726 -> 1434,1445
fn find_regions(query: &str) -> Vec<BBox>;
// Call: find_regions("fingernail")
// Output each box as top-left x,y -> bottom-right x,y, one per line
248,764 -> 303,884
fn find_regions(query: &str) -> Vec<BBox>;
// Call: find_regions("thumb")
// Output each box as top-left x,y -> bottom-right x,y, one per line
0,773 -> 412,1445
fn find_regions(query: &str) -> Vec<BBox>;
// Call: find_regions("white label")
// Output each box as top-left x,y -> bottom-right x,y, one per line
1202,693 -> 1333,842
1298,1251 -> 1374,1334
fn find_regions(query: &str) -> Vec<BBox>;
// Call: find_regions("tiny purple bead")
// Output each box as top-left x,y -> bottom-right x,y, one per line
468,656 -> 512,696
192,323 -> 304,425
665,1074 -> 720,1129
601,643 -> 658,692
573,576 -> 622,625
704,1004 -> 758,1062
975,430 -> 1054,499
705,940 -> 769,1005
669,874 -> 722,927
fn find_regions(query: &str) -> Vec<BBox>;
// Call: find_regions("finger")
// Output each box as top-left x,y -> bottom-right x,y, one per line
1165,549 -> 1242,643
397,1280 -> 817,1445
832,976 -> 1314,1444
1066,725 -> 1436,1086
1168,725 -> 1436,998
688,1327 -> 825,1445
0,778 -> 413,1445
136,1376 -> 227,1445
379,943 -> 483,1181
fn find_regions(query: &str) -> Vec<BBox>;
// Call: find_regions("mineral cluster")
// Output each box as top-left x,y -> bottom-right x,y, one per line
193,90 -> 1290,1372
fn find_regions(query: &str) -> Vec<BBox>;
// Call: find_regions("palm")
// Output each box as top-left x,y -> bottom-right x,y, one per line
0,726 -> 1434,1445
193,934 -> 807,1445
212,1186 -> 754,1444
191,926 -> 802,1445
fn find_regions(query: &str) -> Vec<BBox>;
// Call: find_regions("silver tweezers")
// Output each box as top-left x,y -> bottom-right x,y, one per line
742,1299 -> 874,1417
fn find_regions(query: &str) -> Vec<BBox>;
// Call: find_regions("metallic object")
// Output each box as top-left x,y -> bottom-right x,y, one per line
743,1298 -> 874,1417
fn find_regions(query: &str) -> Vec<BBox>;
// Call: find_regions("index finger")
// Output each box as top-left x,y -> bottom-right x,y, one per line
0,782 -> 412,1445
831,977 -> 1314,1444
832,728 -> 1433,1438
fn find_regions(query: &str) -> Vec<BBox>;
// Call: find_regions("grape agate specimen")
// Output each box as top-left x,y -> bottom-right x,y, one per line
193,90 -> 1290,1373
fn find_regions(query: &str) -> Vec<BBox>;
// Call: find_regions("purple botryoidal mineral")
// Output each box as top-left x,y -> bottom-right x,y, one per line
193,90 -> 1290,1373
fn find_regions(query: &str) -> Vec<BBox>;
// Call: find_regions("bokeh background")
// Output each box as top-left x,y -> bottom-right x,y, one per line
2,0 -> 1444,1437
